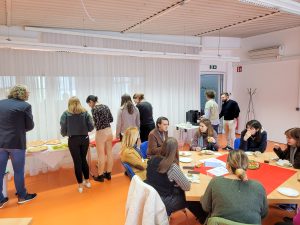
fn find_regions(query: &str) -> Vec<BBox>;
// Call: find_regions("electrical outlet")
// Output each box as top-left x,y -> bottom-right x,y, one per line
296,107 -> 300,111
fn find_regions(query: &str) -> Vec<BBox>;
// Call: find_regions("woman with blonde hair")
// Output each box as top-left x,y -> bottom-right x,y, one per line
201,150 -> 268,224
60,96 -> 94,193
120,127 -> 147,180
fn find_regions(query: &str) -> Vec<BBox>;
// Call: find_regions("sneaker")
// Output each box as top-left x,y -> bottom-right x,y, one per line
283,217 -> 293,223
78,187 -> 83,193
84,181 -> 91,188
0,197 -> 8,209
93,175 -> 104,182
104,172 -> 111,180
277,204 -> 296,212
18,193 -> 37,204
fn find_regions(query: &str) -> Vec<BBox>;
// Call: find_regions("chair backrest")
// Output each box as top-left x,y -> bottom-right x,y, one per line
140,141 -> 149,159
234,138 -> 241,150
122,162 -> 135,179
207,217 -> 259,225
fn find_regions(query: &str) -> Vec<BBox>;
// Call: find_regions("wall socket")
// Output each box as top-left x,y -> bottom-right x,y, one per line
296,107 -> 300,111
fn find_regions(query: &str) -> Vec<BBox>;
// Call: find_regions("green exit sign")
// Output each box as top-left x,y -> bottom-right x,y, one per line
210,65 -> 217,69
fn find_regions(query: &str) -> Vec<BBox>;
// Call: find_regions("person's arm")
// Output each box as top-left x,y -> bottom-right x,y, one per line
24,105 -> 34,132
219,105 -> 224,119
234,102 -> 240,119
86,112 -> 94,132
147,133 -> 161,156
190,131 -> 199,151
203,102 -> 211,119
136,109 -> 140,129
239,130 -> 248,151
259,185 -> 268,219
212,130 -> 219,150
116,109 -> 122,138
201,178 -> 215,213
293,150 -> 300,169
107,107 -> 113,123
167,164 -> 191,191
273,146 -> 289,160
60,112 -> 67,137
248,131 -> 268,153
123,151 -> 147,170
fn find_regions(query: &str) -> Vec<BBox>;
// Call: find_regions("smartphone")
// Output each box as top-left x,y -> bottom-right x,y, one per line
188,170 -> 200,174
182,166 -> 194,170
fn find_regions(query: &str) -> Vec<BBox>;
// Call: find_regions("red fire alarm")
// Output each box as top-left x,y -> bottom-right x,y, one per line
237,66 -> 242,72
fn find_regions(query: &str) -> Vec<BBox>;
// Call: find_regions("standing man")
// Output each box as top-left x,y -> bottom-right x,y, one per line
0,85 -> 37,208
219,92 -> 240,150
202,90 -> 220,134
147,117 -> 169,157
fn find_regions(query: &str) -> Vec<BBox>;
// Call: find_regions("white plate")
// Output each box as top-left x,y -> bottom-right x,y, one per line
179,157 -> 193,163
277,187 -> 299,197
245,151 -> 254,156
202,150 -> 214,155
179,151 -> 192,156
276,159 -> 292,167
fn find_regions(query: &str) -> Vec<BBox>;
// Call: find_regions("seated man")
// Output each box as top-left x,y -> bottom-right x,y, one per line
147,117 -> 169,157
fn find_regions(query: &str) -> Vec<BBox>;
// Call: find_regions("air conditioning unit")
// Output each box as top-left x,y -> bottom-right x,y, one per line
248,45 -> 284,60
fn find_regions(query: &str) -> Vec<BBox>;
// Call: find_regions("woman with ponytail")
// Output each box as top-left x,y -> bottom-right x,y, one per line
201,150 -> 268,224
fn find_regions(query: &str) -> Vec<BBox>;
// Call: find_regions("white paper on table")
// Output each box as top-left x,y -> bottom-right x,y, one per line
199,158 -> 226,168
207,167 -> 229,176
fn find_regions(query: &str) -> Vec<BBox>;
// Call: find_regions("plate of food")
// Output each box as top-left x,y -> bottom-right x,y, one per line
202,150 -> 215,155
248,160 -> 260,170
46,139 -> 62,145
245,151 -> 254,156
179,157 -> 193,163
27,145 -> 48,153
51,143 -> 68,151
277,187 -> 299,197
179,151 -> 192,156
27,140 -> 45,148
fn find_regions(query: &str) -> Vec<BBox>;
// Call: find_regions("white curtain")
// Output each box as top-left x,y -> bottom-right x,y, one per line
0,48 -> 200,141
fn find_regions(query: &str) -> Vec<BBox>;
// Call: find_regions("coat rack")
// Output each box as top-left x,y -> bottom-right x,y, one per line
245,88 -> 256,126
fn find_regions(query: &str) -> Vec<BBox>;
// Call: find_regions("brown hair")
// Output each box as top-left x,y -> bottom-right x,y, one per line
199,118 -> 214,137
205,90 -> 216,99
158,137 -> 179,173
227,150 -> 249,181
121,94 -> 134,114
8,85 -> 29,101
133,93 -> 144,101
121,127 -> 139,150
285,127 -> 300,147
221,92 -> 229,97
68,97 -> 87,114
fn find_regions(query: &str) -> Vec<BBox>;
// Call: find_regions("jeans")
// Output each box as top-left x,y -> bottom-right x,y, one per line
68,136 -> 90,183
0,149 -> 27,201
212,124 -> 219,134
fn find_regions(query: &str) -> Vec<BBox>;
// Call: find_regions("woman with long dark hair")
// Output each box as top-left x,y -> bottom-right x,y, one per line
116,94 -> 140,141
239,120 -> 267,152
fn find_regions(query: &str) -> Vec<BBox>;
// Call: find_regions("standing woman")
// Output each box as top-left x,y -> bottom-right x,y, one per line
133,93 -> 155,143
86,95 -> 114,182
60,97 -> 94,193
239,120 -> 267,153
116,94 -> 140,141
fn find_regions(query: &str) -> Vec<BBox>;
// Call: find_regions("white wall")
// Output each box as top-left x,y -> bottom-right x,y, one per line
233,26 -> 300,143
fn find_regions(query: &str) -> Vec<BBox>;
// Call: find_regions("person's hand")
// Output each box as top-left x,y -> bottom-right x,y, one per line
274,144 -> 280,150
207,137 -> 216,143
244,130 -> 252,141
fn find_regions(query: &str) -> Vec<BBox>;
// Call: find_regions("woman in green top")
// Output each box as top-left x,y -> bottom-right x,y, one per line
201,150 -> 268,224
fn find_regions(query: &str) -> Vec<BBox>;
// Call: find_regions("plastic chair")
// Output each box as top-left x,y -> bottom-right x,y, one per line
140,141 -> 148,159
234,138 -> 241,150
122,162 -> 135,179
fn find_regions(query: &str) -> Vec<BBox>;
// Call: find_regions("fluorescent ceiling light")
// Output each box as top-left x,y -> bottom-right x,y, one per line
240,0 -> 300,16
0,40 -> 240,62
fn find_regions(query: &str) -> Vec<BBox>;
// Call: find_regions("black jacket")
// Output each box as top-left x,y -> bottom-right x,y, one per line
219,99 -> 240,120
274,146 -> 300,169
0,98 -> 34,149
239,130 -> 268,153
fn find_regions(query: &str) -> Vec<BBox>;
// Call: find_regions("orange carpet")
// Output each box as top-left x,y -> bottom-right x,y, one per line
0,135 -> 296,225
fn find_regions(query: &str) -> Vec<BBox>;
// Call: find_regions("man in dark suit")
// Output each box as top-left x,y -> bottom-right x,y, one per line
147,117 -> 169,157
0,85 -> 37,208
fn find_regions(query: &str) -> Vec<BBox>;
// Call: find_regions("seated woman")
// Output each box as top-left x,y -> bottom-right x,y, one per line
274,127 -> 300,169
145,137 -> 206,222
201,150 -> 268,224
190,118 -> 218,151
120,127 -> 147,180
239,120 -> 267,153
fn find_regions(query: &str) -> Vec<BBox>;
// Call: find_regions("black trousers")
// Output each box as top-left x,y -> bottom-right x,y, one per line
68,135 -> 90,184
140,123 -> 155,143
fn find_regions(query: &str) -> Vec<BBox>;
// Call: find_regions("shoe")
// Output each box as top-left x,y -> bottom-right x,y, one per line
0,197 -> 8,209
283,217 -> 293,223
104,172 -> 111,180
93,175 -> 104,182
277,204 -> 296,212
78,187 -> 83,193
84,181 -> 91,188
18,193 -> 37,204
